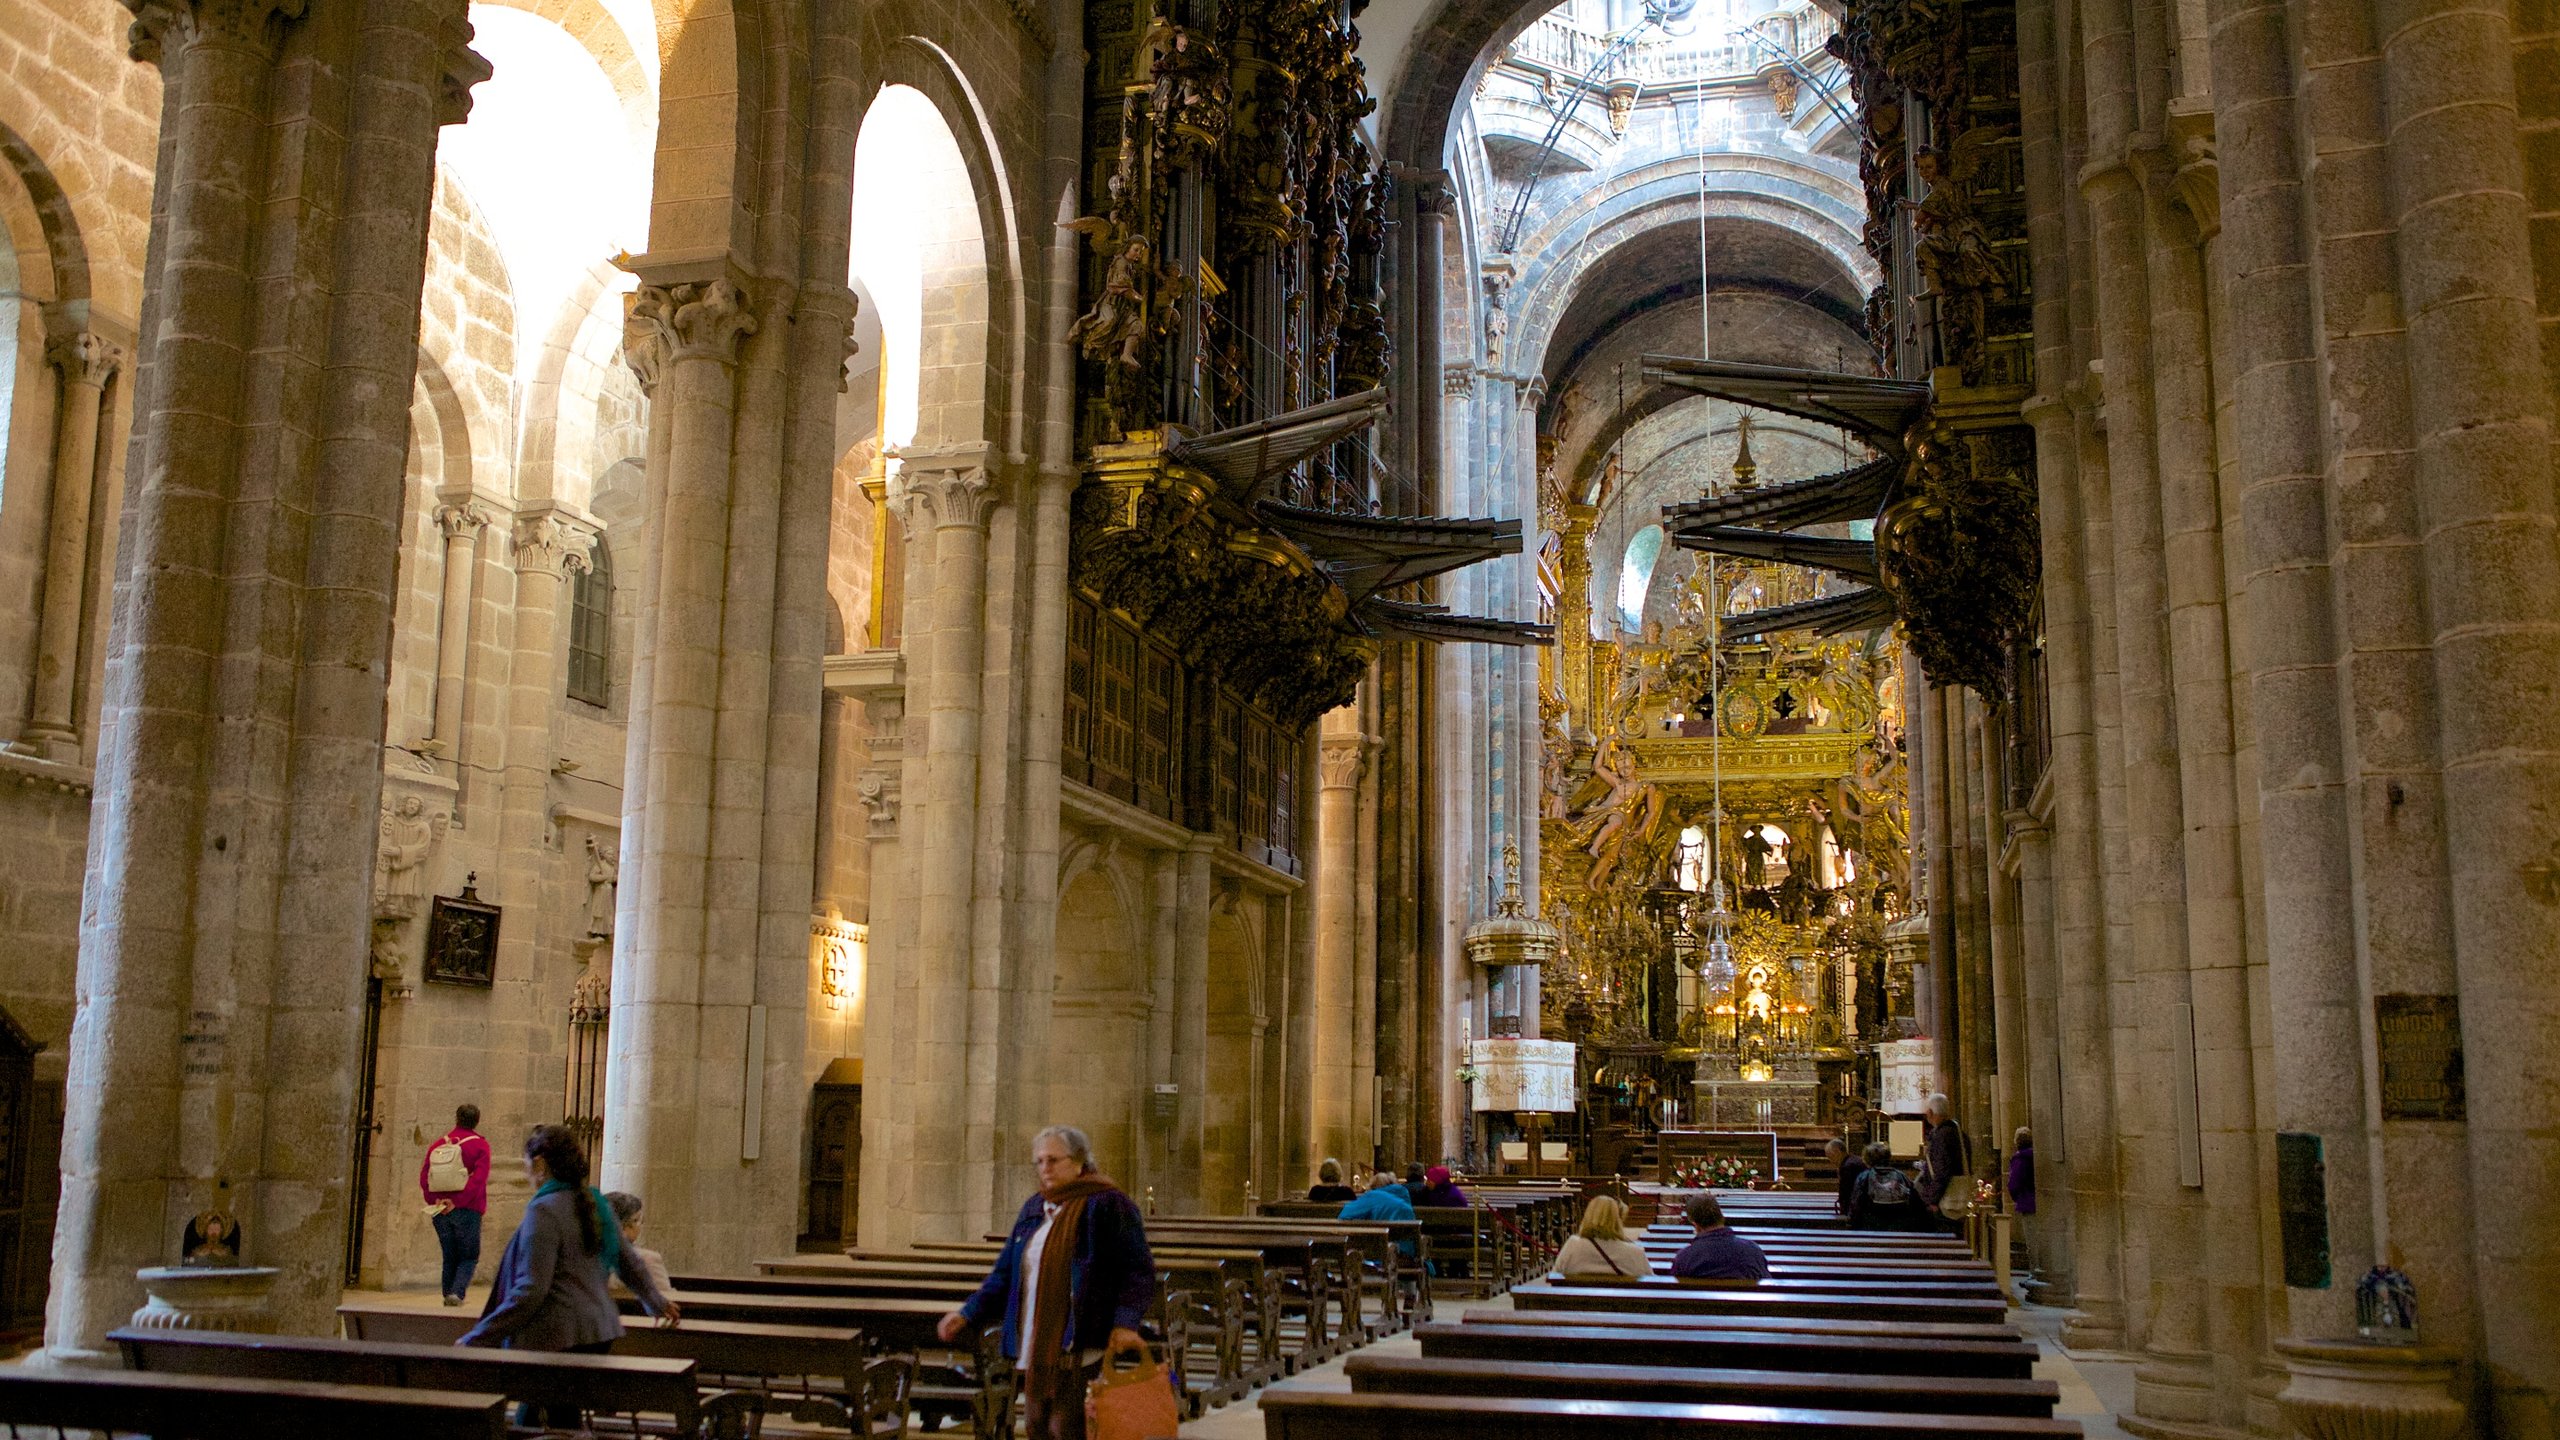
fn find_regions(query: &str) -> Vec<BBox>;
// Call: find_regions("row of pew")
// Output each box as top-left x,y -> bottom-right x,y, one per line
0,1303 -> 909,1440
1260,1187 -> 2088,1439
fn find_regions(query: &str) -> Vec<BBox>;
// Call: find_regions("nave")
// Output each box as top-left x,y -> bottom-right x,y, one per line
0,0 -> 2551,1432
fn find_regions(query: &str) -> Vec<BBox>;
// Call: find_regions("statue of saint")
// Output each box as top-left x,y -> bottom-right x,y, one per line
583,835 -> 618,938
374,795 -> 444,921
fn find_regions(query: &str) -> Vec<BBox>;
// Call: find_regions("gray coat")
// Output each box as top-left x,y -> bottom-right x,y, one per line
458,1188 -> 672,1350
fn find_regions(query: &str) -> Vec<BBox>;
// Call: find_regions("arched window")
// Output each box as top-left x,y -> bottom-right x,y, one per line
567,538 -> 612,706
1617,524 -> 1664,631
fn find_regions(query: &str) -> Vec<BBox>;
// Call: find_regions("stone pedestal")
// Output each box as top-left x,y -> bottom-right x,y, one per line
126,1267 -> 283,1334
2273,1338 -> 2466,1440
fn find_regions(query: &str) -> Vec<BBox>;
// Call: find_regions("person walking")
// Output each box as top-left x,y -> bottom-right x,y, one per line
1668,1193 -> 1769,1281
420,1103 -> 492,1306
937,1125 -> 1153,1440
1554,1195 -> 1651,1278
459,1126 -> 680,1427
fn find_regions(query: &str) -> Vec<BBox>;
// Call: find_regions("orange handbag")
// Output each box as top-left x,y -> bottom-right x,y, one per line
1085,1351 -> 1182,1440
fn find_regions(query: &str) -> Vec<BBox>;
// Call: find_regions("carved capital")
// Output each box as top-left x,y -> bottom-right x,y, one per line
47,332 -> 124,390
437,12 -> 494,128
1318,734 -> 1370,789
1444,365 -> 1477,398
436,503 -> 492,543
513,513 -> 596,578
620,313 -> 668,394
125,0 -> 306,63
856,766 -> 901,840
894,447 -> 1002,532
799,281 -> 863,394
628,279 -> 758,365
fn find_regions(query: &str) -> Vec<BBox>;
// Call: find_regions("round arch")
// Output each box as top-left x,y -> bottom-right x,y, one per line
847,69 -> 1009,459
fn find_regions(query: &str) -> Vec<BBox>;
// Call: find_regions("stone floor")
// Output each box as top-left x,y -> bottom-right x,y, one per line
1179,1297 -> 2141,1439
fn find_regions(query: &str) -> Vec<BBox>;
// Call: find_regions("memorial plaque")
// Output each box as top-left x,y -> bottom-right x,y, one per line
2276,1131 -> 2330,1290
2374,994 -> 2465,1121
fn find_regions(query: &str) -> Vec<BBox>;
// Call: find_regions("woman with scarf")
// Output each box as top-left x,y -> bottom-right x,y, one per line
459,1125 -> 680,1427
938,1124 -> 1155,1440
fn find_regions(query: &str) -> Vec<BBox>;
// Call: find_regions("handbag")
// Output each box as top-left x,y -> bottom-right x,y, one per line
1085,1351 -> 1182,1440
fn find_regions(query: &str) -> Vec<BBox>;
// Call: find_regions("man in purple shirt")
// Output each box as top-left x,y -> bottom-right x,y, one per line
1669,1192 -> 1770,1281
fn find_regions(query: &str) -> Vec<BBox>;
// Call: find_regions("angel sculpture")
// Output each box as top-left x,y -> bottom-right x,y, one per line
1566,736 -> 1667,891
1063,221 -> 1152,371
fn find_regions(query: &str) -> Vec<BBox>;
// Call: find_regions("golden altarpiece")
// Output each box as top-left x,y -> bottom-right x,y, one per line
1537,477 -> 1916,1153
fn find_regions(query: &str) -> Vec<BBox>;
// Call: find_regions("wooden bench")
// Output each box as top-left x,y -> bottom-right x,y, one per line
1496,1280 -> 2007,1325
618,1290 -> 1011,1440
1343,1352 -> 2063,1418
114,1325 -> 701,1434
1463,1304 -> 2021,1343
1261,1389 -> 2084,1438
0,1367 -> 507,1440
1414,1320 -> 2040,1379
1552,1272 -> 2007,1301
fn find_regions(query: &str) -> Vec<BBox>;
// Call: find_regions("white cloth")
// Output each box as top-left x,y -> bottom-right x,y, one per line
1553,1234 -> 1653,1278
1018,1199 -> 1063,1354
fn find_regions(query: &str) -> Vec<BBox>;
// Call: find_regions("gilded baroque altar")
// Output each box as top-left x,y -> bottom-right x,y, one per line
1538,539 -> 1913,1140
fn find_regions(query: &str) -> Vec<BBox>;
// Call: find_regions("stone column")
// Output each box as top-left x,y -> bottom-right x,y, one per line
887,444 -> 999,1240
2381,0 -> 2560,1401
2008,807 -> 2068,1281
2082,106 -> 2214,1389
11,332 -> 123,761
2142,160 -> 2271,1413
49,0 -> 483,1357
2204,0 -> 2378,1346
1312,714 -> 1368,1164
604,276 -> 761,1261
428,502 -> 491,757
496,508 -> 590,941
838,655 -> 906,1246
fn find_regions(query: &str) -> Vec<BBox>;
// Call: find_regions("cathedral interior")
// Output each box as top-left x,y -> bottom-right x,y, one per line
0,0 -> 2553,1433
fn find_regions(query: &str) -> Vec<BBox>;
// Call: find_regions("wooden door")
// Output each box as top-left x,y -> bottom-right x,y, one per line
0,1010 -> 55,1331
803,1083 -> 860,1248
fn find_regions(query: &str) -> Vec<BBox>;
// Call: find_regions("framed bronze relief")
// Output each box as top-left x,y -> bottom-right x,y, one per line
425,875 -> 502,988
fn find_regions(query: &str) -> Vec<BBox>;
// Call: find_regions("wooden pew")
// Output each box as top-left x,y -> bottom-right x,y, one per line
615,1290 -> 1013,1440
911,1237 -> 1291,1392
724,1259 -> 1250,1413
1343,1352 -> 2064,1418
1549,1272 -> 2007,1301
1260,1389 -> 2084,1438
1463,1305 -> 2021,1343
113,1326 -> 700,1434
1414,1320 -> 2041,1379
338,1302 -> 865,1398
0,1367 -> 507,1440
1492,1279 -> 2007,1325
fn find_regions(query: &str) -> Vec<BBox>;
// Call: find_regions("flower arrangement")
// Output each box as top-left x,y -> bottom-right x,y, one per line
1671,1154 -> 1759,1189
1455,1065 -> 1482,1085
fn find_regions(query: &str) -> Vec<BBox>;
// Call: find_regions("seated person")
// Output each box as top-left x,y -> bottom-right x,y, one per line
1668,1193 -> 1770,1281
603,1190 -> 673,1299
1828,1136 -> 1867,1217
1847,1141 -> 1939,1232
1307,1158 -> 1357,1204
1553,1195 -> 1651,1278
1409,1164 -> 1469,1208
1340,1169 -> 1416,1257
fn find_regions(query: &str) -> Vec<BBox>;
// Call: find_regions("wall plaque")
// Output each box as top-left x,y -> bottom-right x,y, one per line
424,875 -> 502,988
2275,1131 -> 2330,1289
2374,994 -> 2464,1121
